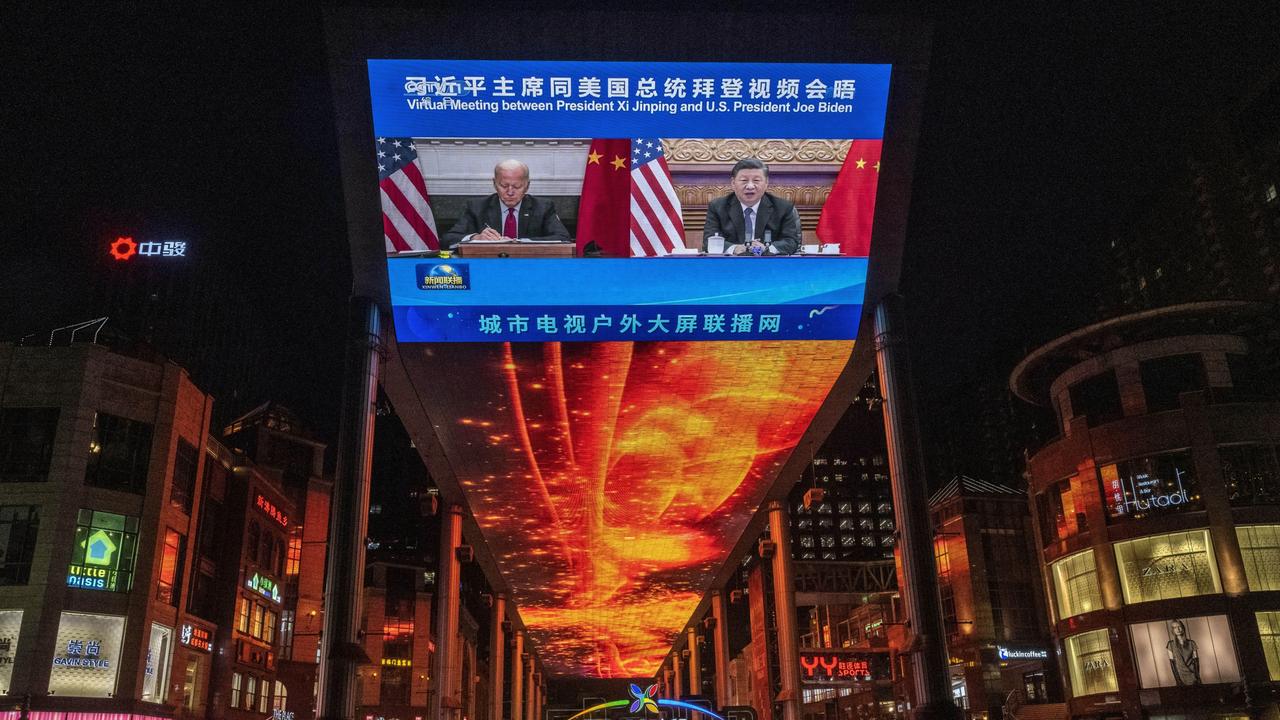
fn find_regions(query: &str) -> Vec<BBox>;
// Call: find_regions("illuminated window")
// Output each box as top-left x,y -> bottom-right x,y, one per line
1064,629 -> 1117,697
1114,529 -> 1221,604
286,533 -> 302,575
231,672 -> 242,707
236,598 -> 250,633
879,518 -> 894,530
859,518 -> 874,530
68,509 -> 140,592
1037,478 -> 1086,543
861,536 -> 875,547
1051,549 -> 1101,619
0,407 -> 59,482
84,412 -> 153,494
1099,451 -> 1200,522
274,680 -> 288,711
260,677 -> 270,712
157,528 -> 186,606
1266,183 -> 1278,203
876,502 -> 891,514
0,505 -> 39,585
799,535 -> 815,548
881,535 -> 894,546
245,675 -> 257,710
279,610 -> 295,658
263,609 -> 278,644
1258,611 -> 1280,681
858,502 -> 872,514
1238,525 -> 1280,591
170,439 -> 198,514
841,535 -> 857,547
820,535 -> 836,548
837,518 -> 854,530
251,604 -> 265,638
837,502 -> 853,514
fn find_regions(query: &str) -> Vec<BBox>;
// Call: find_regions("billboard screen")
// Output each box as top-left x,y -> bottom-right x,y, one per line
372,58 -> 889,678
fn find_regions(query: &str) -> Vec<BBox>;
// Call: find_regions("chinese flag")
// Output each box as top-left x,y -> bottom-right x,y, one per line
576,139 -> 631,257
816,139 -> 883,256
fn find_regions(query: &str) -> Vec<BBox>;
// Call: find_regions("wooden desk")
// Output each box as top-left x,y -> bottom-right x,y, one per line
455,242 -> 575,258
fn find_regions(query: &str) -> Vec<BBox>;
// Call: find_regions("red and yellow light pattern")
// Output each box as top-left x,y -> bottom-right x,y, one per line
405,339 -> 853,677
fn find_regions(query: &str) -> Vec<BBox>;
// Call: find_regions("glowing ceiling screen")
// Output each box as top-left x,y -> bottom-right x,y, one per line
405,339 -> 852,676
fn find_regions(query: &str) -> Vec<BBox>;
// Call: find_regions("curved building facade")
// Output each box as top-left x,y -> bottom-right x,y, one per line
1010,302 -> 1280,720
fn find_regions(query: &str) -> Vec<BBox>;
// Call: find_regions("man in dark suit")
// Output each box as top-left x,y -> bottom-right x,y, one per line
702,158 -> 801,255
442,159 -> 571,248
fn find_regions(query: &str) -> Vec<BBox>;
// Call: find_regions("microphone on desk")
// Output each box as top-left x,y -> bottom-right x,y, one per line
763,230 -> 773,255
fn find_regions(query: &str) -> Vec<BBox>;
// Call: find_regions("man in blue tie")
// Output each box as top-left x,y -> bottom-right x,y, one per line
701,158 -> 801,255
443,159 -> 571,248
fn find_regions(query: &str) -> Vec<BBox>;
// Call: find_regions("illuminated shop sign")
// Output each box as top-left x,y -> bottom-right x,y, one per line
0,609 -> 21,695
247,572 -> 282,604
799,650 -> 887,684
255,494 -> 290,527
49,612 -> 126,697
1100,453 -> 1199,521
997,647 -> 1048,661
180,623 -> 213,652
107,236 -> 188,261
382,657 -> 412,667
67,509 -> 139,593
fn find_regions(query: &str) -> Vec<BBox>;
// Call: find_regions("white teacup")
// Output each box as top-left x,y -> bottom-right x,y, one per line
707,234 -> 726,255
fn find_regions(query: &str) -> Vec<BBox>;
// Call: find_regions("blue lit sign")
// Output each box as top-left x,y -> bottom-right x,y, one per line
389,257 -> 866,342
369,60 -> 890,139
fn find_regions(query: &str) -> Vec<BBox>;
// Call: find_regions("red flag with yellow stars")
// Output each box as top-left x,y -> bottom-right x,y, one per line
577,139 -> 632,257
816,139 -> 882,257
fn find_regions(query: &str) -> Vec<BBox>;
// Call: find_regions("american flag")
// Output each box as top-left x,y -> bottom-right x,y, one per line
377,137 -> 440,253
629,138 -> 685,256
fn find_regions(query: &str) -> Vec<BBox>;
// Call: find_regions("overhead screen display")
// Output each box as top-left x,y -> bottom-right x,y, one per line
372,58 -> 891,678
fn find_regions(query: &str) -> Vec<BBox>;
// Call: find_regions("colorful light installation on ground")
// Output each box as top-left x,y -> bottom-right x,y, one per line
401,338 -> 852,677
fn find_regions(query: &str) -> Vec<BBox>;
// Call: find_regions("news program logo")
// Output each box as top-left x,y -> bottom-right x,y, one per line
417,263 -> 470,291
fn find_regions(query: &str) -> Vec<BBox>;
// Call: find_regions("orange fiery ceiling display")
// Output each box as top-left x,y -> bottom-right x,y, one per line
401,338 -> 853,677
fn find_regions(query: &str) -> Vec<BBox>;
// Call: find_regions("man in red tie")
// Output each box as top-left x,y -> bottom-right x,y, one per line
443,159 -> 571,248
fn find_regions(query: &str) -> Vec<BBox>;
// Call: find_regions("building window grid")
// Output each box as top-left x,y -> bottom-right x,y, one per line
0,407 -> 59,482
231,672 -> 242,708
156,528 -> 186,606
84,412 -> 153,494
170,439 -> 198,514
1222,444 -> 1280,507
1064,629 -> 1118,697
0,505 -> 40,585
1051,549 -> 1102,620
1258,611 -> 1280,681
1237,525 -> 1280,591
1114,529 -> 1222,604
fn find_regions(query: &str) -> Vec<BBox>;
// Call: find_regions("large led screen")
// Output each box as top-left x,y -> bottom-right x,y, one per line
372,59 -> 891,678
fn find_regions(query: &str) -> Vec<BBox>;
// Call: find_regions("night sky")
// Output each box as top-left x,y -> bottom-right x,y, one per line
4,3 -> 1279,452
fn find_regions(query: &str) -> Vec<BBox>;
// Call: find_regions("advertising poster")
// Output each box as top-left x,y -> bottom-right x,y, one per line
49,611 -> 127,697
0,609 -> 21,695
1129,615 -> 1240,688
